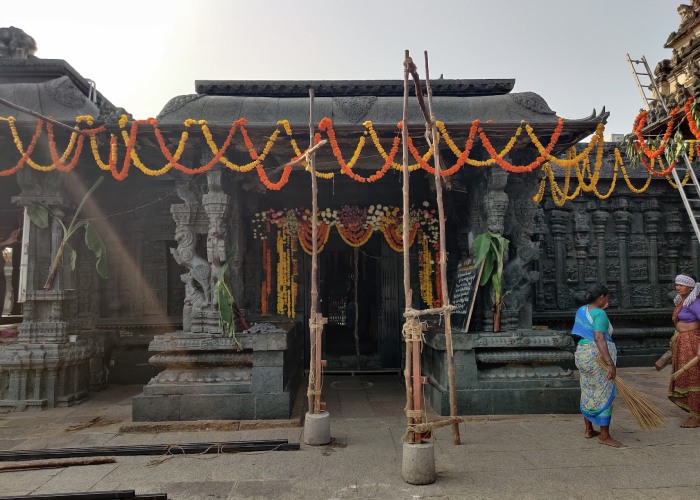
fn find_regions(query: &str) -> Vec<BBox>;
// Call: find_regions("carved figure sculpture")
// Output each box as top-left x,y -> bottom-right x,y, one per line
181,272 -> 207,332
170,225 -> 210,306
0,27 -> 37,59
484,168 -> 509,234
503,242 -> 540,313
679,4 -> 696,27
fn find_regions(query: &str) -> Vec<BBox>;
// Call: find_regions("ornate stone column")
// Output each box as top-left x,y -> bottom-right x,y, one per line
613,204 -> 633,309
591,210 -> 610,285
0,169 -> 94,410
665,210 -> 684,280
169,182 -> 210,333
202,168 -> 231,309
481,167 -> 509,331
548,209 -> 570,310
643,207 -> 662,307
573,204 -> 590,287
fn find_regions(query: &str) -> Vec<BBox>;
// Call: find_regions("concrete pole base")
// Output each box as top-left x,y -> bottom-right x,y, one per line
402,441 -> 436,485
303,410 -> 331,446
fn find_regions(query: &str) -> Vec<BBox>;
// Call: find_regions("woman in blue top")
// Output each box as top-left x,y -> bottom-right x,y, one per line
573,284 -> 625,448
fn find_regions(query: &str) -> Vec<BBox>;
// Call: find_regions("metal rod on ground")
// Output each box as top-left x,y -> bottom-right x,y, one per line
0,96 -> 89,137
424,50 -> 461,445
0,457 -> 117,472
402,50 -> 420,444
0,441 -> 297,462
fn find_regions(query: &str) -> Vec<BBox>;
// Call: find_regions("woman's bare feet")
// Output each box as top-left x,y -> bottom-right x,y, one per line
584,429 -> 600,439
598,436 -> 627,448
680,416 -> 700,428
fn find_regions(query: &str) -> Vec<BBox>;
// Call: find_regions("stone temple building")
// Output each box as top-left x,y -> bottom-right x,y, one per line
0,5 -> 697,419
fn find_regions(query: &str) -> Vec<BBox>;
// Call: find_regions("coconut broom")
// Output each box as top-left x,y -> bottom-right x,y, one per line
595,357 -> 665,431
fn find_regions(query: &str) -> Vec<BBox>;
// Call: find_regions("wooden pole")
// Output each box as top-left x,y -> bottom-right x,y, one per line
307,87 -> 321,414
424,51 -> 461,445
402,51 -> 419,444
354,247 -> 361,370
0,96 -> 89,137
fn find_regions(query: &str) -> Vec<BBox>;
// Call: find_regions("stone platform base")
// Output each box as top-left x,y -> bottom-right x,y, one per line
131,322 -> 303,422
426,379 -> 580,415
132,390 -> 293,421
424,328 -> 580,415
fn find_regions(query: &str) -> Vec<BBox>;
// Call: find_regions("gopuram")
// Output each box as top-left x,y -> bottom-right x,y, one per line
0,6 -> 695,418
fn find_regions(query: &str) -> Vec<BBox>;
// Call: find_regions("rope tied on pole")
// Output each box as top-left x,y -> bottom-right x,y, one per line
404,305 -> 456,319
402,318 -> 426,347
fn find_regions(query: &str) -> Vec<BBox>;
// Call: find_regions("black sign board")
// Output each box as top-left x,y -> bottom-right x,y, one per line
450,258 -> 484,332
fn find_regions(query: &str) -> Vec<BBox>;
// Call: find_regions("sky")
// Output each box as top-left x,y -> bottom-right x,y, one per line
3,0 -> 683,135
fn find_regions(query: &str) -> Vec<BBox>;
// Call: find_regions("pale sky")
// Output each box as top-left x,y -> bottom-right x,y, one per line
3,1 -> 682,134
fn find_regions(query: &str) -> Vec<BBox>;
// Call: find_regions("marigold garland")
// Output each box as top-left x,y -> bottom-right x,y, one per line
3,96 -> 700,207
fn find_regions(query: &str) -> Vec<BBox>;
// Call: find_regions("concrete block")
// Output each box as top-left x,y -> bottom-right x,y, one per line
303,411 -> 330,445
402,442 -> 435,485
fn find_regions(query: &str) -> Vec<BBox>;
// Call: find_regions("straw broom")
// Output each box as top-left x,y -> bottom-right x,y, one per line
595,357 -> 665,431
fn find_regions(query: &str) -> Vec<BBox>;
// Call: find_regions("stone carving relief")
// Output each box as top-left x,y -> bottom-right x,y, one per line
333,96 -> 377,123
170,224 -> 211,306
45,76 -> 87,109
0,27 -> 37,59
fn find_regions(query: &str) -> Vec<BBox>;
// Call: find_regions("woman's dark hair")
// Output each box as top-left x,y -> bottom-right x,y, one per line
586,284 -> 609,304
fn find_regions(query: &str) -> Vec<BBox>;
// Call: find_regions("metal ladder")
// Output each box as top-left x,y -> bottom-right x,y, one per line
626,54 -> 700,241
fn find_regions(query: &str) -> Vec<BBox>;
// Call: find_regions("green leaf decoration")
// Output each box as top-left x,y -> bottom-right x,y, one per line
27,204 -> 49,229
473,233 -> 492,264
480,252 -> 494,286
84,223 -> 108,278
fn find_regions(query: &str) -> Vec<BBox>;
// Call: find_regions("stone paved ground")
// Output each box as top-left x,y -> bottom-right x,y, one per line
1,368 -> 699,499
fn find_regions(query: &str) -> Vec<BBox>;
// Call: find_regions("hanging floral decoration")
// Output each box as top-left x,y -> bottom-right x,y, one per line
3,94 -> 700,205
252,202 -> 441,313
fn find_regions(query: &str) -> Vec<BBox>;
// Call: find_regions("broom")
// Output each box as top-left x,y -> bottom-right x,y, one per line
672,356 -> 700,381
595,357 -> 666,431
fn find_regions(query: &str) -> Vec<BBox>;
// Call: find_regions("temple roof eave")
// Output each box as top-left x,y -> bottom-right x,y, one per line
156,92 -> 605,132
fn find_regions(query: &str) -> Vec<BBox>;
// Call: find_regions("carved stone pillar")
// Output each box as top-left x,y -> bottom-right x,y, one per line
202,168 -> 231,309
481,167 -> 509,330
573,205 -> 590,287
0,169 -> 94,410
613,208 -> 632,309
665,210 -> 684,279
532,208 -> 548,310
644,209 -> 662,307
549,209 -> 570,309
591,211 -> 610,285
169,182 -> 210,334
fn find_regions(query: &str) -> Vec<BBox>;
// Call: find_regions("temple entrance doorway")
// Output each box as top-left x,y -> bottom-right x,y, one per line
305,233 -> 403,372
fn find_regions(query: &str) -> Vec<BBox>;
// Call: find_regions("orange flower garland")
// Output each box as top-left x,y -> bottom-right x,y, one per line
298,221 -> 331,254
479,118 -> 564,173
0,118 -> 44,177
46,123 -> 85,172
632,106 -> 679,159
685,97 -> 700,141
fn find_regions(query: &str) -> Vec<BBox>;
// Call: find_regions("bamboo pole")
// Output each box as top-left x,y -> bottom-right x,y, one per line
0,96 -> 89,137
402,51 -> 419,444
354,247 -> 361,370
424,51 -> 461,445
306,87 -> 324,414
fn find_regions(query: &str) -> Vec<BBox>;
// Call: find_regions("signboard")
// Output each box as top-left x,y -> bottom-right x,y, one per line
450,258 -> 484,332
